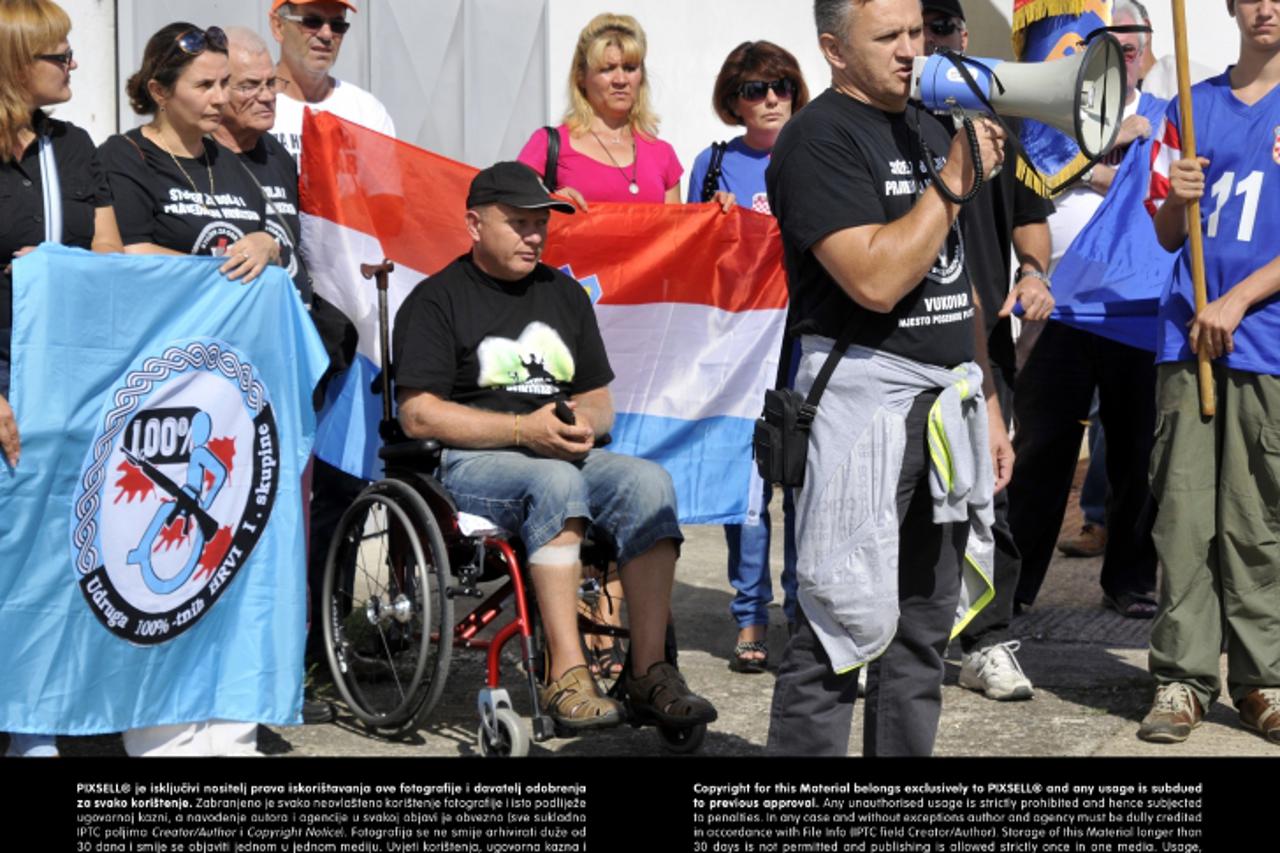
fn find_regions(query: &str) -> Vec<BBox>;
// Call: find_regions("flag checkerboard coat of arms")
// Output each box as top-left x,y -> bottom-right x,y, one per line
299,111 -> 789,525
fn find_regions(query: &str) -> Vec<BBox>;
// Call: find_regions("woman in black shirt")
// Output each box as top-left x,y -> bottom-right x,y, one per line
98,22 -> 278,281
1,0 -> 122,758
97,21 -> 282,758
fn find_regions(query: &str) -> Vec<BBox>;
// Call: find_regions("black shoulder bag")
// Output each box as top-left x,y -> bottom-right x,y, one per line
753,322 -> 856,488
699,141 -> 728,203
543,126 -> 560,190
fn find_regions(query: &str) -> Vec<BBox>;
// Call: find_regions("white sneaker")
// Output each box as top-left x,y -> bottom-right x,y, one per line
959,640 -> 1034,701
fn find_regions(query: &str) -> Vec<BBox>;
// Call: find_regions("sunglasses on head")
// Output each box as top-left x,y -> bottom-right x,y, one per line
35,48 -> 74,68
737,78 -> 795,103
277,12 -> 351,35
173,26 -> 227,57
927,18 -> 964,37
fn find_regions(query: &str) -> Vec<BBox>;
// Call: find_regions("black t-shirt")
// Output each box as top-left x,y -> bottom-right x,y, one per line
941,116 -> 1054,376
1,114 -> 112,384
766,89 -> 975,366
392,254 -> 614,416
98,128 -> 265,256
237,133 -> 311,303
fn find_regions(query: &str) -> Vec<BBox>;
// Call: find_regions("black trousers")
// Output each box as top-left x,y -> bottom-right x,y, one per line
959,363 -> 1020,652
767,390 -> 967,757
1007,321 -> 1157,607
305,457 -> 368,660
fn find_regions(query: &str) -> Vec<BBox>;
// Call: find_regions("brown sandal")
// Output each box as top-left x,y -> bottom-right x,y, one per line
626,662 -> 718,728
539,665 -> 623,731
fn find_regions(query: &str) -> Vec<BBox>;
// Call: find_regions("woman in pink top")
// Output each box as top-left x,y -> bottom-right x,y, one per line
517,13 -> 680,205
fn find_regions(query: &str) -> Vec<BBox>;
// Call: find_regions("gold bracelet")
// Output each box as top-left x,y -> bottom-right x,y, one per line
514,413 -> 521,447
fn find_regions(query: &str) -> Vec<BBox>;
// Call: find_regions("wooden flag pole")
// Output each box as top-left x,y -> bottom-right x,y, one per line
1171,0 -> 1215,416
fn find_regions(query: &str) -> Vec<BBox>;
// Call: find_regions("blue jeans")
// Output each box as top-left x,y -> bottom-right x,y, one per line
1080,421 -> 1107,527
439,447 -> 683,565
724,483 -> 797,628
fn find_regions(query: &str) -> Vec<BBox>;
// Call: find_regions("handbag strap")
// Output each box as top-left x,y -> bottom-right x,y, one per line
699,140 -> 728,203
38,132 -> 63,244
795,320 -> 857,427
543,126 -> 560,191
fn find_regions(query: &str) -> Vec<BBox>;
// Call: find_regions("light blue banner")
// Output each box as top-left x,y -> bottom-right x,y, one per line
0,245 -> 327,734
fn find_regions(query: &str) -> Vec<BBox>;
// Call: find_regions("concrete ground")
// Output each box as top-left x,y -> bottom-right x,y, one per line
36,462 -> 1278,759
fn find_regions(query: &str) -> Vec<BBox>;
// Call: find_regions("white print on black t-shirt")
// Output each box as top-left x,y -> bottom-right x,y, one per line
264,219 -> 298,279
261,184 -> 298,216
476,321 -> 575,397
925,222 -> 965,286
192,222 -> 247,257
899,288 -> 975,329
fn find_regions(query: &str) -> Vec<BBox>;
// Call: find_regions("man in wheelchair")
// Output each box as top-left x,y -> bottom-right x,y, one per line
391,161 -> 718,733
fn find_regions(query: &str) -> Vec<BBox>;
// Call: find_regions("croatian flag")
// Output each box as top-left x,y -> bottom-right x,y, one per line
300,112 -> 789,524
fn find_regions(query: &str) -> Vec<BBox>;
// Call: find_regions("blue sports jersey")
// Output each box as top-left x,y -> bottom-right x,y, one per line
1146,71 -> 1280,375
687,137 -> 773,213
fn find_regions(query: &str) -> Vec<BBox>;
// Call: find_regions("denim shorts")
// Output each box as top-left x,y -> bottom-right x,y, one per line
438,447 -> 683,565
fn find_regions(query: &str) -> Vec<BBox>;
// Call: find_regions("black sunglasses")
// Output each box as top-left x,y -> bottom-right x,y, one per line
737,79 -> 796,103
927,18 -> 964,36
35,48 -> 74,68
172,26 -> 227,57
277,12 -> 351,35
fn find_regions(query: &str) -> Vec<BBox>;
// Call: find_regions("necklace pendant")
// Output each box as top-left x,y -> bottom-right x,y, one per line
628,182 -> 639,195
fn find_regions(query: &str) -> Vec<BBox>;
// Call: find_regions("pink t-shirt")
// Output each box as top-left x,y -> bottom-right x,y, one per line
517,124 -> 683,203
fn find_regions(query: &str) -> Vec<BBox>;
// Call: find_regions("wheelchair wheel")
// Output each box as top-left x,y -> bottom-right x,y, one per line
323,478 -> 453,734
477,707 -> 529,757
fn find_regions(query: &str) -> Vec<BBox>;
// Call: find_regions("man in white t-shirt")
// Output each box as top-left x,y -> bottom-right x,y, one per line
268,0 -> 395,162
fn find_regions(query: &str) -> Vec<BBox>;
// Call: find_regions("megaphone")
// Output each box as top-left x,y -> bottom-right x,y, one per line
911,35 -> 1126,160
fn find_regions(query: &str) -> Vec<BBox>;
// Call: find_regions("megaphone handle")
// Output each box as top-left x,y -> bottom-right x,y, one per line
918,107 -> 984,204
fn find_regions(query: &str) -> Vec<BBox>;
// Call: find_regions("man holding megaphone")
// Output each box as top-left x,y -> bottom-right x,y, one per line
764,0 -> 1008,757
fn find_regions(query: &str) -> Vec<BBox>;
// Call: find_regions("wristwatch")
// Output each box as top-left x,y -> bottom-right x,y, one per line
1017,269 -> 1052,289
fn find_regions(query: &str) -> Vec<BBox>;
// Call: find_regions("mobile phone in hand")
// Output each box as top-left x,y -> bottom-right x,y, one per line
554,400 -> 576,425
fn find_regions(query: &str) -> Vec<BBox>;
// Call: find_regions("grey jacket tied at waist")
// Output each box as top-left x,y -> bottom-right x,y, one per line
793,336 -> 996,674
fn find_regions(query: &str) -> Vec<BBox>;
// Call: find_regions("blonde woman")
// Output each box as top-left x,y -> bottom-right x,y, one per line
1,0 -> 122,758
518,13 -> 681,205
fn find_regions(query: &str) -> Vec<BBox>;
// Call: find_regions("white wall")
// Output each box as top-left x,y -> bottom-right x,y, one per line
54,0 -> 1245,169
55,0 -> 116,143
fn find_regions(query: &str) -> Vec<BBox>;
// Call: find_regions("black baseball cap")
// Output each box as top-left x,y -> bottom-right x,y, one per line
466,161 -> 575,214
923,0 -> 965,20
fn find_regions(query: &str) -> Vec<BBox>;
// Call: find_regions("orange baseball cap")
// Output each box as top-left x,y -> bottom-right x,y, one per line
271,0 -> 357,12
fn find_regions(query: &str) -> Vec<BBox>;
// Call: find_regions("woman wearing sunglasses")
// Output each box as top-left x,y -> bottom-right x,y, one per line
517,13 -> 682,208
686,41 -> 809,675
1,0 -> 123,757
97,22 -> 283,757
99,22 -> 279,284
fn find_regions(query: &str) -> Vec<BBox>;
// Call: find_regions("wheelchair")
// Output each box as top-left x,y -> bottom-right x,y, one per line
319,261 -> 707,756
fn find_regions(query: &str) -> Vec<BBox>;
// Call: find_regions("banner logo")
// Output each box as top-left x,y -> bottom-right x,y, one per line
70,341 -> 280,644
